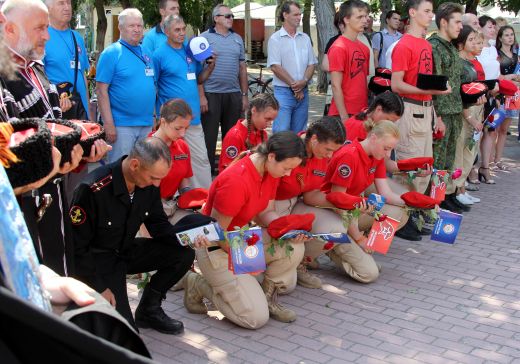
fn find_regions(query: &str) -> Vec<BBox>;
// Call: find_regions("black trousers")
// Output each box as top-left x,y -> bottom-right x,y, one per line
201,92 -> 243,173
99,238 -> 195,326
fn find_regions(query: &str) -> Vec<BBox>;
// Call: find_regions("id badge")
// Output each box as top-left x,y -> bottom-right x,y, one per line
70,60 -> 81,69
145,68 -> 155,77
187,72 -> 196,80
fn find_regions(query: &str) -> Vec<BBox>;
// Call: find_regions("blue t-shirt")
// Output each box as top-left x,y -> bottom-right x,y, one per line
44,27 -> 90,117
96,40 -> 155,127
153,43 -> 202,125
142,24 -> 167,55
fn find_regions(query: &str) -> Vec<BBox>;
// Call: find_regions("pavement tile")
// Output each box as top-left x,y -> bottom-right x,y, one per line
135,92 -> 520,363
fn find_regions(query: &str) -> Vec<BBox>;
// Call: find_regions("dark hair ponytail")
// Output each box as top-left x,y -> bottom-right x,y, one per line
305,116 -> 346,145
245,93 -> 279,149
255,131 -> 306,162
355,91 -> 404,121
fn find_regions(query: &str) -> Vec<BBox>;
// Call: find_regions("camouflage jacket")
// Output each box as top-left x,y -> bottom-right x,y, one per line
429,34 -> 463,115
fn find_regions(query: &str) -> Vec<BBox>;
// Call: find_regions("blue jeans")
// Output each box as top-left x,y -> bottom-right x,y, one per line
273,86 -> 309,133
108,125 -> 152,163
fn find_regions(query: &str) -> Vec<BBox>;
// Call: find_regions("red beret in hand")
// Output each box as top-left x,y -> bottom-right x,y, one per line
267,213 -> 315,239
177,188 -> 208,210
401,191 -> 438,209
326,192 -> 366,210
397,157 -> 434,171
499,79 -> 518,96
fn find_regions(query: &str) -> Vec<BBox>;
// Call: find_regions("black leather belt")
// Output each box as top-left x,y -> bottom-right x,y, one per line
402,97 -> 434,107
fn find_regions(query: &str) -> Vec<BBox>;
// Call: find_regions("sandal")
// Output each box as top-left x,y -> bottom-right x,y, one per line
467,169 -> 480,185
478,167 -> 496,184
495,161 -> 509,171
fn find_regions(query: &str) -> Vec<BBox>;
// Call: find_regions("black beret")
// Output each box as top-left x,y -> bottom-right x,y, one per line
369,76 -> 392,95
44,119 -> 82,165
460,82 -> 488,104
416,73 -> 449,91
70,120 -> 106,157
6,118 -> 53,188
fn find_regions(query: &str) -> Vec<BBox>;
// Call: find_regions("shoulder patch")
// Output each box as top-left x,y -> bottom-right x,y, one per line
338,164 -> 352,178
90,174 -> 112,192
70,205 -> 86,225
226,146 -> 239,159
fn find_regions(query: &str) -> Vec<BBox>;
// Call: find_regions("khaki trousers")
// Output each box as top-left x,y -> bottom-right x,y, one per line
394,101 -> 434,194
358,180 -> 410,231
291,201 -> 379,283
195,197 -> 304,329
454,105 -> 483,189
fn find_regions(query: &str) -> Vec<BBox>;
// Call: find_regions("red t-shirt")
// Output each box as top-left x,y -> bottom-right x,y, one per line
218,119 -> 267,173
203,155 -> 279,230
148,133 -> 193,199
276,156 -> 328,200
470,59 -> 486,81
328,36 -> 369,116
392,34 -> 433,101
344,115 -> 368,143
321,140 -> 386,196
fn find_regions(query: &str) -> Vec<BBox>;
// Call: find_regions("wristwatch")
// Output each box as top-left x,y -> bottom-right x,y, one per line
241,92 -> 247,96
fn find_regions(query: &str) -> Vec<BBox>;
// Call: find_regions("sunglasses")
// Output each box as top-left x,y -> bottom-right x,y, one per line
217,14 -> 234,19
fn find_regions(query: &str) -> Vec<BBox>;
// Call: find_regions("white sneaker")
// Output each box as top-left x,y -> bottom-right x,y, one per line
456,193 -> 474,205
464,192 -> 480,203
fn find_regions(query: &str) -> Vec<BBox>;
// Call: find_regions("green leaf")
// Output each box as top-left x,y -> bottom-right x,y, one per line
267,243 -> 276,257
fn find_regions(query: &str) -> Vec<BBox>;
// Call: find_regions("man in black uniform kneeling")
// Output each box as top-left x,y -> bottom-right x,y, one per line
70,137 -> 212,334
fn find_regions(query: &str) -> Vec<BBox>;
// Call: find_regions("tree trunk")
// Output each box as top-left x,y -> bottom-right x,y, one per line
119,0 -> 131,9
302,0 -> 312,39
313,0 -> 336,93
379,0 -> 392,30
465,0 -> 479,14
94,0 -> 107,54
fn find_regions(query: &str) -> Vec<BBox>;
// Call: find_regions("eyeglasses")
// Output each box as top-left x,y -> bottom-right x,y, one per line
217,14 -> 234,19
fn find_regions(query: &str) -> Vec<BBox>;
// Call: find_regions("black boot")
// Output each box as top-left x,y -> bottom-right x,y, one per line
135,285 -> 184,335
395,219 -> 422,241
440,195 -> 463,214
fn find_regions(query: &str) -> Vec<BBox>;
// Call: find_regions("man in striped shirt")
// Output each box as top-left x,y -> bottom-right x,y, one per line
200,4 -> 248,175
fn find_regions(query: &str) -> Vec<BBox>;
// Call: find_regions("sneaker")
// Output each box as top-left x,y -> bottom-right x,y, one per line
456,193 -> 474,205
464,192 -> 480,203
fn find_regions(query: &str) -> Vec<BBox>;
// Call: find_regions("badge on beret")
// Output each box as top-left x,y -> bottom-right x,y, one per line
226,145 -> 238,159
338,164 -> 351,178
70,205 -> 86,225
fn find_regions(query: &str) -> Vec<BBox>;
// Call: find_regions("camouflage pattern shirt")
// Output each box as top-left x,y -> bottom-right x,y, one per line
429,34 -> 463,115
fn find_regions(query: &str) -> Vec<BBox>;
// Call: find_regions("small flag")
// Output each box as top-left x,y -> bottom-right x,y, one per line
430,209 -> 463,244
484,108 -> 506,129
366,216 -> 400,254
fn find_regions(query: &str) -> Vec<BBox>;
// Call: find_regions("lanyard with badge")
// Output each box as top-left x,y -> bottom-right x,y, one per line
171,45 -> 196,81
119,40 -> 155,77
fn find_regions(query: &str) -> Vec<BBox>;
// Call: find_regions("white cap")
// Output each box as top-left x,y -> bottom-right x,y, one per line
188,36 -> 213,62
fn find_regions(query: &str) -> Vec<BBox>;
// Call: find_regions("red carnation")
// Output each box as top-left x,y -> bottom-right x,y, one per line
323,241 -> 334,250
246,233 -> 260,246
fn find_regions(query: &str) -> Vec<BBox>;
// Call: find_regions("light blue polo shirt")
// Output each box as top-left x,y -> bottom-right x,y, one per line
153,42 -> 202,125
142,24 -> 167,54
96,39 -> 155,127
44,27 -> 90,117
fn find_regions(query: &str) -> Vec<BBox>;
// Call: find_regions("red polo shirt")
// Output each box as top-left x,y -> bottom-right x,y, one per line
276,156 -> 328,200
148,133 -> 193,199
321,140 -> 386,196
344,115 -> 368,143
392,34 -> 433,102
218,119 -> 268,173
328,36 -> 369,116
203,155 -> 279,230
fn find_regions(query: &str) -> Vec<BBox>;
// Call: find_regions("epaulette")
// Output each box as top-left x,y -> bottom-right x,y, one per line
90,174 -> 113,192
